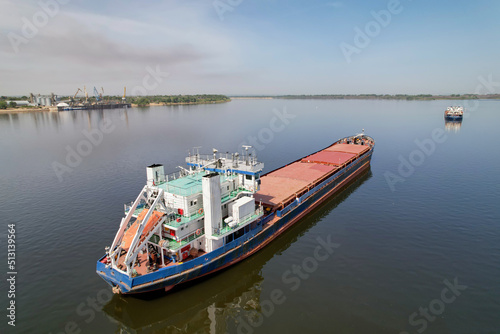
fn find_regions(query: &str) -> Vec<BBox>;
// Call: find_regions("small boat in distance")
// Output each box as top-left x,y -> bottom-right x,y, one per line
96,132 -> 374,295
444,106 -> 464,120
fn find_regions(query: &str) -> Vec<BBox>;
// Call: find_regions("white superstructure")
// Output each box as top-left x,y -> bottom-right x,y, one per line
105,147 -> 264,276
445,106 -> 464,116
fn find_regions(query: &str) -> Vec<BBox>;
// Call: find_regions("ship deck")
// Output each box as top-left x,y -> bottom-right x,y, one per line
255,141 -> 372,209
114,249 -> 207,276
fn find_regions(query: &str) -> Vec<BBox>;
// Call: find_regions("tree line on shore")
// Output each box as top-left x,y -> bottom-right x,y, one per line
131,94 -> 230,107
0,101 -> 17,109
3,92 -> 500,109
0,96 -> 26,109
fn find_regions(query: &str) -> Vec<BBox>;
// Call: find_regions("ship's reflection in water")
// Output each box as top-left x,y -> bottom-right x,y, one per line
444,119 -> 462,132
103,171 -> 372,333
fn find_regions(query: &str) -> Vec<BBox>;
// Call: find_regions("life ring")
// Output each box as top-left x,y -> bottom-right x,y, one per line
196,229 -> 201,236
249,186 -> 254,192
198,208 -> 203,215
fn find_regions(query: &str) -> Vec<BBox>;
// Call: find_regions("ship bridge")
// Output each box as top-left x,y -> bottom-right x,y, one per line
185,148 -> 264,176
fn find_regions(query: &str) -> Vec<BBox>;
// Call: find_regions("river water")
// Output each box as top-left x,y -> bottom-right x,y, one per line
0,99 -> 499,334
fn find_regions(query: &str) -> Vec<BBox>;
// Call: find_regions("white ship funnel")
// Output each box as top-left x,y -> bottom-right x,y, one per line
202,173 -> 223,251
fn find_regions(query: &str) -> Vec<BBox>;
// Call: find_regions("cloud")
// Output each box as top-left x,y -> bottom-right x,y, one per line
0,1 -> 243,95
15,26 -> 205,69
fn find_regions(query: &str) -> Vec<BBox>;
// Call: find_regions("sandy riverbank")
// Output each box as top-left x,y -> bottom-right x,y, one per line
0,107 -> 51,114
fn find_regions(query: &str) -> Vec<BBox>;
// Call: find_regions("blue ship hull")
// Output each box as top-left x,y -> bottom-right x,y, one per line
97,141 -> 374,294
445,115 -> 463,121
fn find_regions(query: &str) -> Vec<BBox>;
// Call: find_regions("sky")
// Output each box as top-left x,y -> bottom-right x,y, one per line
0,0 -> 499,96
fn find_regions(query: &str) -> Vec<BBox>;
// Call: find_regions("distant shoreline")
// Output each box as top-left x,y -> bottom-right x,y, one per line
230,97 -> 274,100
1,95 -> 498,115
232,94 -> 500,101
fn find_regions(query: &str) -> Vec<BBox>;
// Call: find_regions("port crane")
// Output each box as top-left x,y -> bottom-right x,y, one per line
83,86 -> 89,104
72,88 -> 81,100
67,88 -> 82,106
92,86 -> 105,102
122,87 -> 126,102
93,86 -> 101,102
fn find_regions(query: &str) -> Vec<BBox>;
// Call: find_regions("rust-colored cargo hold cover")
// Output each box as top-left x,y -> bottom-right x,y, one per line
255,176 -> 309,207
255,162 -> 338,207
325,143 -> 369,155
301,151 -> 356,166
255,142 -> 369,208
269,161 -> 337,182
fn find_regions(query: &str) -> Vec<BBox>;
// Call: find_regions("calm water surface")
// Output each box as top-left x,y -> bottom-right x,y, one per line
0,99 -> 499,334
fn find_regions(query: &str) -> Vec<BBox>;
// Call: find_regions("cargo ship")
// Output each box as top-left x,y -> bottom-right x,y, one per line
444,106 -> 464,120
96,132 -> 375,294
103,172 -> 372,332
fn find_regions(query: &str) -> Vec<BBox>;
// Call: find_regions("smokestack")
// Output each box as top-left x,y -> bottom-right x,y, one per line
202,173 -> 222,251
